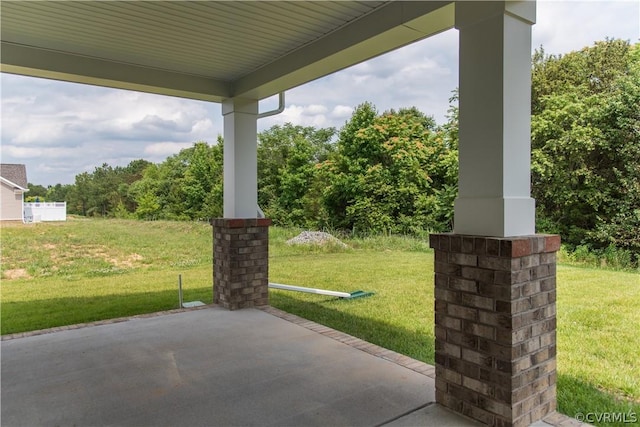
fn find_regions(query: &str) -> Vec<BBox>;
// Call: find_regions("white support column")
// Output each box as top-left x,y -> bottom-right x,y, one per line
222,97 -> 259,218
454,1 -> 536,237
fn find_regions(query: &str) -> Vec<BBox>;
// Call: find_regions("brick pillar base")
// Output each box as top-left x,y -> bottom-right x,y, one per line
212,218 -> 271,310
429,234 -> 560,427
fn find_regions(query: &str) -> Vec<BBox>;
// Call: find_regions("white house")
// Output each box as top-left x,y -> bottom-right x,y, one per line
0,163 -> 29,222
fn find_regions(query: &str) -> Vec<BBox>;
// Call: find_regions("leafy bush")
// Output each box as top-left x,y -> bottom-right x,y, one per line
562,244 -> 637,271
320,103 -> 457,234
532,40 -> 640,267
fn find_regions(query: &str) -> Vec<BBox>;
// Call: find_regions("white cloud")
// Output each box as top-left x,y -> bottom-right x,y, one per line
263,104 -> 332,128
331,105 -> 353,119
144,142 -> 194,158
191,118 -> 217,140
1,73 -> 221,183
283,29 -> 459,125
534,1 -> 639,55
3,145 -> 77,159
399,58 -> 447,76
305,104 -> 329,115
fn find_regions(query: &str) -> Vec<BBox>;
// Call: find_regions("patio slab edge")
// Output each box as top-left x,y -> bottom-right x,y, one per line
256,305 -> 438,379
1,305 -> 211,341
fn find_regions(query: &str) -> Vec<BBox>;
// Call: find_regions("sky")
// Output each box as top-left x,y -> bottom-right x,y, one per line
1,1 -> 639,187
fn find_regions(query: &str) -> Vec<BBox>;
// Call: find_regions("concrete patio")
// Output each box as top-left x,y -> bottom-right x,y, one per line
1,305 -> 578,427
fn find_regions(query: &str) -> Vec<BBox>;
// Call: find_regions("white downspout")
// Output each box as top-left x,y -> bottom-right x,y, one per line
257,92 -> 285,119
21,188 -> 29,223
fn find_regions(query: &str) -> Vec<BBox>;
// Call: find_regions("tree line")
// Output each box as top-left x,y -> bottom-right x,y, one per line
30,40 -> 639,265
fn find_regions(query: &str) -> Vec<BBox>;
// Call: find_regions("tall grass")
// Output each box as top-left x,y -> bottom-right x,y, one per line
559,244 -> 639,271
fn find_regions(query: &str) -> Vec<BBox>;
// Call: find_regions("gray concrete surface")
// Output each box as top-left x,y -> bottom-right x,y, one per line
385,404 -> 482,426
2,306 -> 482,427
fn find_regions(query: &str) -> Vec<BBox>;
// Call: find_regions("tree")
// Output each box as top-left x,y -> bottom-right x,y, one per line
257,123 -> 336,226
45,184 -> 72,203
433,91 -> 460,231
134,190 -> 161,220
182,140 -> 224,219
321,102 -> 378,230
531,40 -> 640,261
322,103 -> 457,234
26,183 -> 47,202
119,159 -> 152,213
67,172 -> 91,215
129,164 -> 162,220
60,159 -> 153,217
132,141 -> 223,220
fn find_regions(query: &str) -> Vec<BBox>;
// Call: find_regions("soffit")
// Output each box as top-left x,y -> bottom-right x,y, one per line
1,1 -> 455,102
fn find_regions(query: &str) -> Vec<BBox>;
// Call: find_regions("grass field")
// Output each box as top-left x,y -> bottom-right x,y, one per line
1,218 -> 638,425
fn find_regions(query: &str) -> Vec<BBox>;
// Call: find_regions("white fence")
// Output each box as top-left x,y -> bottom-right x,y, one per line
24,202 -> 67,222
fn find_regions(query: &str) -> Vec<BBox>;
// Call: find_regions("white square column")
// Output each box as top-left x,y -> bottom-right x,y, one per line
222,97 -> 259,218
454,1 -> 536,237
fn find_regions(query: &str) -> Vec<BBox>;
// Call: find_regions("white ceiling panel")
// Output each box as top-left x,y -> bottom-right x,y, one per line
1,1 -> 455,102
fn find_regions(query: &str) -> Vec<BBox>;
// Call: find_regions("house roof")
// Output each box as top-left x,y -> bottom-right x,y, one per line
0,164 -> 29,190
0,1 -> 455,102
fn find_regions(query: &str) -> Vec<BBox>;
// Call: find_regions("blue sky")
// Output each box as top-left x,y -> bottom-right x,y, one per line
1,1 -> 639,186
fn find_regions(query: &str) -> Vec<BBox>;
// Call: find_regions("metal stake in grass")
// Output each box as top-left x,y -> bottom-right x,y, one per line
178,274 -> 206,308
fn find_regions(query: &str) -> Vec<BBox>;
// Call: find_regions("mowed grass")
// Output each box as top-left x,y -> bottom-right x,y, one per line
555,265 -> 640,421
0,217 -> 214,278
1,219 -> 638,425
1,218 -> 214,331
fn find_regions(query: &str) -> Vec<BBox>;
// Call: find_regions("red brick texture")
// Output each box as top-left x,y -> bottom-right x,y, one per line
212,218 -> 272,310
430,234 -> 559,427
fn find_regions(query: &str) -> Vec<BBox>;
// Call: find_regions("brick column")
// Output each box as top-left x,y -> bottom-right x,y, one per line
212,218 -> 271,310
430,233 -> 560,427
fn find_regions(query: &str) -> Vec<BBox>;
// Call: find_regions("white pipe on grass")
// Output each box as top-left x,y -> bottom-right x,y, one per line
268,282 -> 352,298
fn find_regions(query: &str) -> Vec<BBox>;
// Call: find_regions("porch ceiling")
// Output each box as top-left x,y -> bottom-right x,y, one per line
0,1 -> 454,102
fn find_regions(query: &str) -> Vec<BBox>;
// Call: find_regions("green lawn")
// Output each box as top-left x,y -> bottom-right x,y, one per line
1,218 -> 214,331
1,219 -> 638,426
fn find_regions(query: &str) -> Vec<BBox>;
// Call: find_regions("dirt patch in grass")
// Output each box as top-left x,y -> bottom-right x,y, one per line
3,269 -> 31,280
43,244 -> 144,268
111,253 -> 144,268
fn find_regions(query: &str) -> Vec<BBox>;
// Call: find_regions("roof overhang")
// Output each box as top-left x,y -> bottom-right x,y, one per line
1,176 -> 28,191
1,1 -> 455,102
